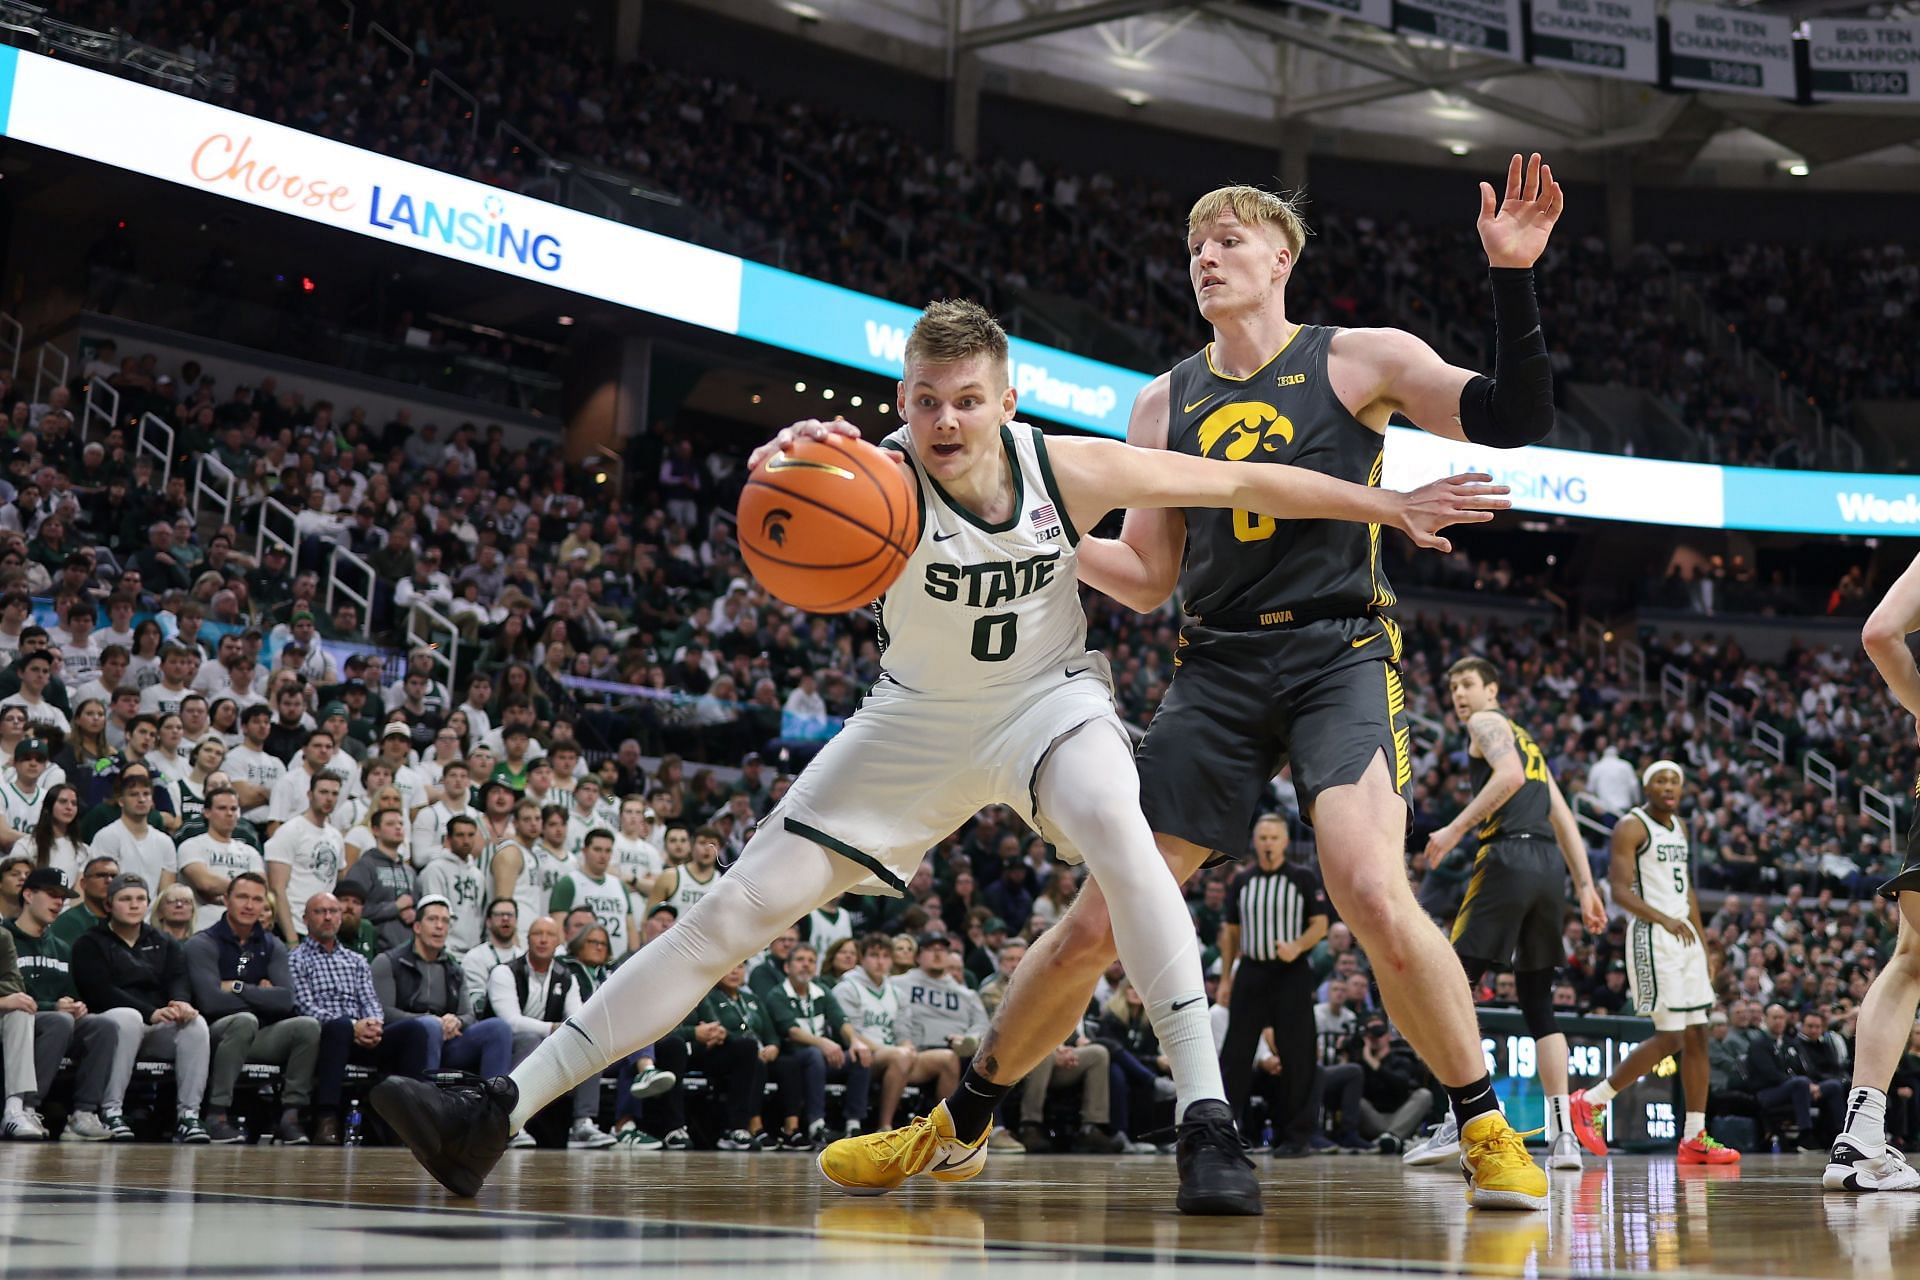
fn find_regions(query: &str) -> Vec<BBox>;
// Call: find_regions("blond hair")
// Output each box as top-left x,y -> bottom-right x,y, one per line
1187,185 -> 1309,259
903,299 -> 1010,383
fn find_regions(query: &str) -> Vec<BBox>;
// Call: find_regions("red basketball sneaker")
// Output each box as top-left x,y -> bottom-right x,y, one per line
1568,1089 -> 1610,1158
1677,1134 -> 1741,1165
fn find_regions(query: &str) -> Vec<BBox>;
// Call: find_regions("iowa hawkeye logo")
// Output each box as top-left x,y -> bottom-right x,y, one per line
1196,402 -> 1294,460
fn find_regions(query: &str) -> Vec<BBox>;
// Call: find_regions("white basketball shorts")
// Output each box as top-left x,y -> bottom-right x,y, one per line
1626,918 -> 1715,1031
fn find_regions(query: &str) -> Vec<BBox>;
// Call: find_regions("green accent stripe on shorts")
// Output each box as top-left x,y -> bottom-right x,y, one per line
784,818 -> 906,895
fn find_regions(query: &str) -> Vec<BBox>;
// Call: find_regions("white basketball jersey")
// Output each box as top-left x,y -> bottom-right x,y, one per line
666,863 -> 719,916
516,843 -> 571,932
1628,806 -> 1692,917
875,422 -> 1088,694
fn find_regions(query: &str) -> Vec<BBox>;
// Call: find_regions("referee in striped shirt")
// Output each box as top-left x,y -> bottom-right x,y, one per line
1217,814 -> 1330,1151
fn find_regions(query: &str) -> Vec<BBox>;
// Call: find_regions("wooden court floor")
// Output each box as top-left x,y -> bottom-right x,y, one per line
0,1145 -> 1908,1279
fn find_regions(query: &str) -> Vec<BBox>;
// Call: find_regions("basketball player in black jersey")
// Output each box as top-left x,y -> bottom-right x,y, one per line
829,155 -> 1565,1210
1402,657 -> 1605,1173
1825,552 -> 1920,1191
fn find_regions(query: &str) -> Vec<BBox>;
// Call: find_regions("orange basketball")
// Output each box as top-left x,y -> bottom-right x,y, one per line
738,434 -> 916,613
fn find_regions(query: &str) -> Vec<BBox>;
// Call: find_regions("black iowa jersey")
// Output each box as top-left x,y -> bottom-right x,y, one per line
1473,717 -> 1555,842
1166,324 -> 1394,625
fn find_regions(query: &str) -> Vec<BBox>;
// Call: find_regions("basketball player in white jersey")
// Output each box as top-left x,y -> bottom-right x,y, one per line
645,826 -> 721,919
371,299 -> 1506,1213
1568,761 -> 1738,1165
1825,552 -> 1920,1191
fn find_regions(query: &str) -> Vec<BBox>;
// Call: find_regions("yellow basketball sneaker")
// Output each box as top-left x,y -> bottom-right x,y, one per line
817,1101 -> 989,1196
1459,1112 -> 1549,1211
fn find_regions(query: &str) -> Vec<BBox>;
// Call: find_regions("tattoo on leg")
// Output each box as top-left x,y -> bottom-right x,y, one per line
979,1055 -> 999,1080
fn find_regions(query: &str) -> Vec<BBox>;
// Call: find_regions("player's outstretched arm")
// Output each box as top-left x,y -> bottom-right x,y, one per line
1863,550 -> 1920,716
1544,772 -> 1608,932
1072,374 -> 1188,613
1047,434 -> 1509,555
1334,153 -> 1563,444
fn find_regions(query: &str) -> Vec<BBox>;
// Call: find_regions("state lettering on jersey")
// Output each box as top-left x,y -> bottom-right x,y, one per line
923,551 -> 1060,607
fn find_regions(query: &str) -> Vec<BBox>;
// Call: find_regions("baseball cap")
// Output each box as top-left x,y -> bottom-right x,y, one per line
648,902 -> 678,920
333,881 -> 367,902
916,931 -> 951,950
414,894 -> 451,913
320,701 -> 348,719
382,722 -> 414,740
740,751 -> 762,767
106,872 -> 150,902
982,916 -> 1007,934
23,866 -> 75,898
14,737 -> 47,760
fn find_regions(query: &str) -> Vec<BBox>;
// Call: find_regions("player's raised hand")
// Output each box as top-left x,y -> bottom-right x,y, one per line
747,416 -> 862,471
1478,153 -> 1563,269
1394,472 -> 1510,553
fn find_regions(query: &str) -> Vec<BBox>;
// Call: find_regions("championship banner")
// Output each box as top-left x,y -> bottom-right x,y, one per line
1392,0 -> 1526,59
1287,0 -> 1393,29
1667,2 -> 1798,97
1804,19 -> 1920,103
1528,0 -> 1658,81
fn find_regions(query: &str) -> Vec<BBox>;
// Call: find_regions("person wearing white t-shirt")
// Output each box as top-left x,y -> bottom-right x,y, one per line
137,645 -> 198,718
269,730 -> 352,834
265,771 -> 347,945
176,786 -> 266,931
373,724 -> 429,817
461,898 -> 526,1019
88,772 -> 177,894
411,759 -> 474,870
73,644 -> 131,711
1,650 -> 68,737
610,796 -> 665,899
224,705 -> 286,826
57,602 -> 103,688
0,740 -> 54,847
455,678 -> 493,747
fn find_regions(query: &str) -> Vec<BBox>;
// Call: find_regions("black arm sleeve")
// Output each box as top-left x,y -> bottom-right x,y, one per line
1458,267 -> 1554,448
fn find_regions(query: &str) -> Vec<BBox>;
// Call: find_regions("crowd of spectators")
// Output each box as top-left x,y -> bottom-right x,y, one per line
37,0 -> 1916,471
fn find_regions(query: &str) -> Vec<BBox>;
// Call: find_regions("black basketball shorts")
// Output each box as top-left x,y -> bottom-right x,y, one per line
1448,835 -> 1568,973
1135,615 -> 1412,861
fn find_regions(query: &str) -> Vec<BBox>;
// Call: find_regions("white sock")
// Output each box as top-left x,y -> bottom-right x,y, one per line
3,1096 -> 23,1119
1034,724 -> 1225,1122
507,826 -> 865,1131
1683,1111 -> 1706,1142
1546,1094 -> 1571,1142
1586,1081 -> 1617,1107
1843,1087 -> 1888,1155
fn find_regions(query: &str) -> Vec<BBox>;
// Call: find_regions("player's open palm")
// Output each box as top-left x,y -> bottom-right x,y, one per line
1395,471 -> 1510,552
1478,153 -> 1563,269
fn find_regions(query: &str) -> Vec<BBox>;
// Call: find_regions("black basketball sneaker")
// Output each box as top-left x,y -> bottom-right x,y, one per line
371,1075 -> 517,1198
1174,1099 -> 1264,1215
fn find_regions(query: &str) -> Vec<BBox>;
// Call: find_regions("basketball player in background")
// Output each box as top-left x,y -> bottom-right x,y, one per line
1825,554 -> 1920,1191
371,300 -> 1507,1211
1401,657 -> 1606,1172
1568,762 -> 1738,1165
831,154 -> 1564,1210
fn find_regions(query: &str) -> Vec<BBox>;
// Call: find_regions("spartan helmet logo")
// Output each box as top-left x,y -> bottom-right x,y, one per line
761,508 -> 794,548
1197,402 -> 1293,461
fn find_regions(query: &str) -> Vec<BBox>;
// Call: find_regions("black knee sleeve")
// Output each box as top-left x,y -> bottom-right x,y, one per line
1515,969 -> 1560,1041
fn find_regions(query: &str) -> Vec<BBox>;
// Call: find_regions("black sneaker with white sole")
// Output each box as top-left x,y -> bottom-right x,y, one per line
1175,1100 -> 1264,1216
370,1075 -> 517,1198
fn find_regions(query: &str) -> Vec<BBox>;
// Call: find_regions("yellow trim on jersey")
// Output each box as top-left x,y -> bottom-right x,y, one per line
1202,323 -> 1304,383
1451,852 -> 1491,946
1364,449 -> 1397,612
1385,666 -> 1412,792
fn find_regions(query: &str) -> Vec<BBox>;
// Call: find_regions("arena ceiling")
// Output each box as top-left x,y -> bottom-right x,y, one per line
727,0 -> 1920,188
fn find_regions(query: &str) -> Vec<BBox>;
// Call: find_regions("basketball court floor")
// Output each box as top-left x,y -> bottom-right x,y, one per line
0,1146 -> 1907,1279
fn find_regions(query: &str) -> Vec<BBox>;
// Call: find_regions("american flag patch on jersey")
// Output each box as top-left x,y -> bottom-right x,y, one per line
1031,502 -> 1057,530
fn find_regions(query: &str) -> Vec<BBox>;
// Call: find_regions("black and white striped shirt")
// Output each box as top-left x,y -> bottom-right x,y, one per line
1225,861 -> 1328,963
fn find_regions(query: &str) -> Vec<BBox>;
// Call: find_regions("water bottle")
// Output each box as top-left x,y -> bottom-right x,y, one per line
1770,1133 -> 1781,1155
346,1105 -> 364,1147
1260,1120 -> 1274,1149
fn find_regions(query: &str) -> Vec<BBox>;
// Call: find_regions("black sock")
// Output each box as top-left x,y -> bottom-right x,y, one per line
945,1065 -> 1012,1142
1447,1075 -> 1500,1128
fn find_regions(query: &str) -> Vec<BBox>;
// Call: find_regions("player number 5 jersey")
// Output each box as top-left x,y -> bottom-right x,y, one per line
1627,806 -> 1691,917
875,422 -> 1089,694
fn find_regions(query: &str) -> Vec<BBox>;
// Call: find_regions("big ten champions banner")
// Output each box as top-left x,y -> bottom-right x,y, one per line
1392,0 -> 1526,58
1666,1 -> 1799,96
1803,19 -> 1920,103
1529,0 -> 1659,81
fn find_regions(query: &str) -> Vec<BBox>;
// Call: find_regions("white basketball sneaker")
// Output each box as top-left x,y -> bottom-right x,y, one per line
1403,1113 -> 1461,1167
1547,1131 -> 1584,1171
1825,1135 -> 1920,1192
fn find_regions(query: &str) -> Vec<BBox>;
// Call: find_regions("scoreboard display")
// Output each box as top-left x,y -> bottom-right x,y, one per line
1479,1010 -> 1676,1149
